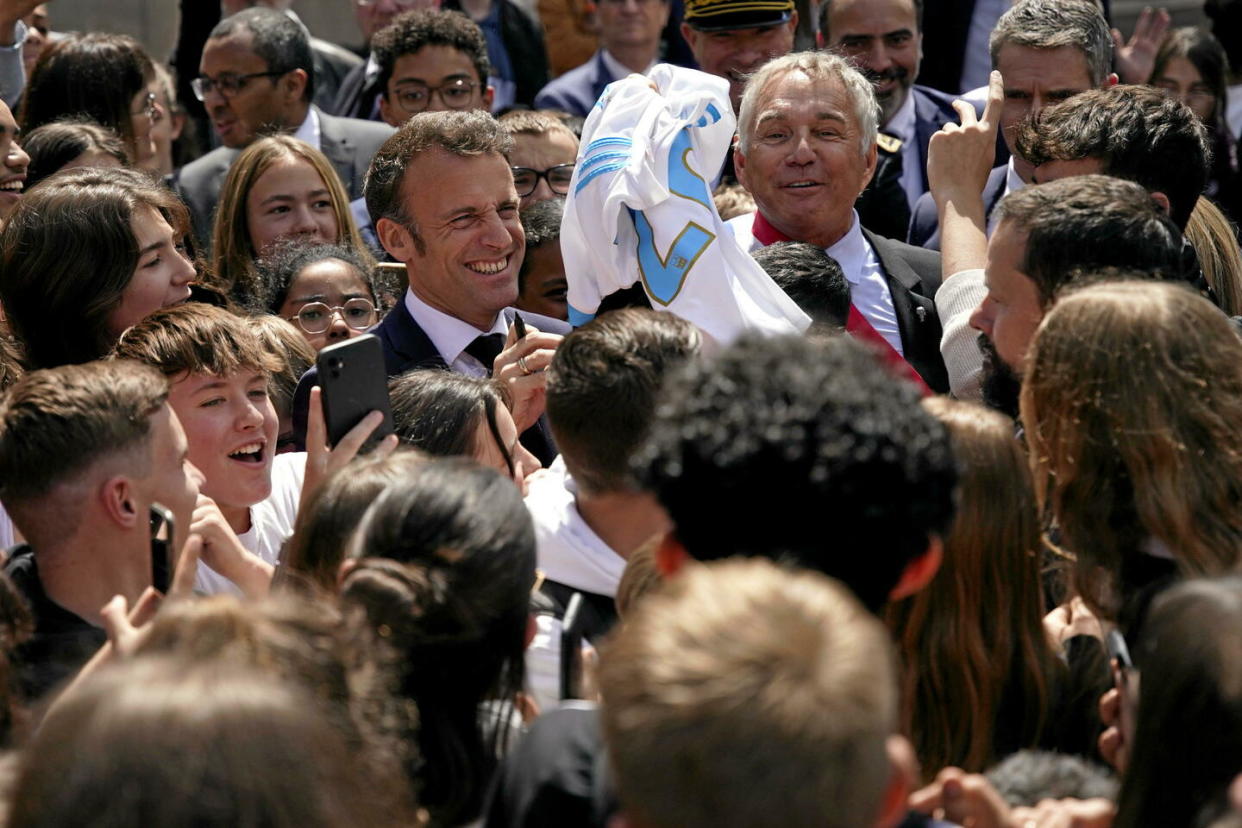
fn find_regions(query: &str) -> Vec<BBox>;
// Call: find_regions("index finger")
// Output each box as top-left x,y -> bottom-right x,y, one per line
307,386 -> 326,451
169,533 -> 203,601
980,70 -> 1004,131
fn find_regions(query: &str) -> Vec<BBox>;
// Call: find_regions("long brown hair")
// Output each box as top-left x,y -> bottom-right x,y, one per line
1185,195 -> 1242,317
1021,281 -> 1242,618
211,135 -> 369,305
886,397 -> 1060,778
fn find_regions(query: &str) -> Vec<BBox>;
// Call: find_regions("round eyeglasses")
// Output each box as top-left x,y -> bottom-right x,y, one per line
287,298 -> 377,335
511,164 -> 575,197
391,77 -> 479,114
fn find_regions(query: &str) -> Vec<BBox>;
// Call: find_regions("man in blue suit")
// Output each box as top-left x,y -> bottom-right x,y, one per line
534,0 -> 670,116
818,0 -> 965,239
293,109 -> 569,464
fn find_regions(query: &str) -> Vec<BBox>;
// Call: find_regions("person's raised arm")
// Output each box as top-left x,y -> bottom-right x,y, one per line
928,70 -> 1002,281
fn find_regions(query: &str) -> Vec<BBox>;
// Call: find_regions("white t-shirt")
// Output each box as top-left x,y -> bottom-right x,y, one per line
194,452 -> 306,596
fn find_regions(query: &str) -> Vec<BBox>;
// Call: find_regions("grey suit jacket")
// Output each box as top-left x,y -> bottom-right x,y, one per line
173,105 -> 394,252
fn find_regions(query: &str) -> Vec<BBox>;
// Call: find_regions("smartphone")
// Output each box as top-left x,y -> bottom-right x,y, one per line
316,334 -> 395,452
559,592 -> 585,701
512,311 -> 528,340
149,502 -> 175,594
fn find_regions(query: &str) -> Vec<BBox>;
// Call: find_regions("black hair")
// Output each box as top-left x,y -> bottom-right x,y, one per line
388,369 -> 514,477
372,9 -> 491,95
751,241 -> 851,331
517,197 -> 563,293
341,458 -> 536,827
22,119 -> 129,190
634,333 -> 957,613
211,7 -> 315,103
255,240 -> 382,315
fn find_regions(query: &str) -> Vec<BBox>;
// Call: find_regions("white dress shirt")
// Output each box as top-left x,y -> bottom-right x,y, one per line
599,49 -> 656,80
828,212 -> 904,355
291,106 -> 322,151
403,287 -> 507,377
884,90 -> 923,213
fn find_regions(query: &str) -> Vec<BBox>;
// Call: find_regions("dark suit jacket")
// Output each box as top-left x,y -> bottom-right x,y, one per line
858,86 -> 970,239
292,297 -> 571,465
534,50 -> 617,117
173,106 -> 394,251
311,36 -> 365,113
863,229 -> 950,394
331,59 -> 376,120
906,164 -> 1008,251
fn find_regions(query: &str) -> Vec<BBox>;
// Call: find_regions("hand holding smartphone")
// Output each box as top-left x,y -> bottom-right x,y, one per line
316,334 -> 395,453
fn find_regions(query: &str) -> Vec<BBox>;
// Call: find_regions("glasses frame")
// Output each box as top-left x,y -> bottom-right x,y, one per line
190,71 -> 286,102
132,91 -> 159,120
511,164 -> 576,197
390,77 -> 480,115
286,298 -> 378,335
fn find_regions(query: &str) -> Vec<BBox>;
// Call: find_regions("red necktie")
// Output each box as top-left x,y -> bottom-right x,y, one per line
751,212 -> 931,396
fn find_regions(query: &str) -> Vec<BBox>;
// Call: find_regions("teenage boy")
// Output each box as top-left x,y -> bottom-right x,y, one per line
0,360 -> 203,698
112,304 -> 300,597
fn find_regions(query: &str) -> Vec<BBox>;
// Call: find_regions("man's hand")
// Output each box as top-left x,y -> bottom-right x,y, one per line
928,70 -> 1002,213
190,495 -> 273,599
1044,596 -> 1106,646
493,320 -> 562,433
910,767 -> 1013,828
1112,7 -> 1171,85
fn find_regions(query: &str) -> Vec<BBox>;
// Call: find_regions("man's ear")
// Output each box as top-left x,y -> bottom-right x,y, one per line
281,68 -> 309,106
888,535 -> 943,601
859,139 -> 878,195
679,21 -> 699,51
1150,191 -> 1172,216
483,84 -> 495,111
654,530 -> 689,577
376,216 -> 417,262
874,735 -> 918,828
733,139 -> 749,190
99,475 -> 142,531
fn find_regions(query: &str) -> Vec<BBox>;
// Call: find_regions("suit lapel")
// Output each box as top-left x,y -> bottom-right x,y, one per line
592,51 -> 613,101
376,298 -> 447,375
315,107 -> 357,189
862,229 -> 949,392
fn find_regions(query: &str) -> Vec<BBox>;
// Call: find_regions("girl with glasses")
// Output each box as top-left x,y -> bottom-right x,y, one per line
213,135 -> 373,306
257,241 -> 387,353
19,33 -> 160,172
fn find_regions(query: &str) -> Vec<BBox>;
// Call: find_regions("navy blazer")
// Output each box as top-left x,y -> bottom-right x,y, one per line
907,164 -> 1009,251
534,50 -> 618,117
863,229 -> 950,394
909,86 -> 967,195
172,106 -> 394,251
292,297 -> 571,465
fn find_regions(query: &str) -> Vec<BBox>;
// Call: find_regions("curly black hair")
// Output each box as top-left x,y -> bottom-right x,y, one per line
634,333 -> 958,612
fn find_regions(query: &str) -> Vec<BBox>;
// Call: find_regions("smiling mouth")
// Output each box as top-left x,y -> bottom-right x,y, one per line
466,256 -> 510,275
0,180 -> 23,193
784,181 -> 821,189
228,442 -> 265,464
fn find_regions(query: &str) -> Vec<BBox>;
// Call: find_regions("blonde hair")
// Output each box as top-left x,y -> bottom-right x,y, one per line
211,135 -> 370,304
888,398 -> 1061,778
613,537 -> 663,619
1021,281 -> 1242,617
601,558 -> 897,828
1185,196 -> 1242,317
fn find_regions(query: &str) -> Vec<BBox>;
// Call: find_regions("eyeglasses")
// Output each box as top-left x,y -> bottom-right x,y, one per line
190,71 -> 286,101
132,91 -> 159,121
511,164 -> 575,197
286,299 -> 377,334
390,77 -> 479,114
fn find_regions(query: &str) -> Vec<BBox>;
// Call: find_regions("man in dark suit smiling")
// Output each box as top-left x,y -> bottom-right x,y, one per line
294,109 -> 568,461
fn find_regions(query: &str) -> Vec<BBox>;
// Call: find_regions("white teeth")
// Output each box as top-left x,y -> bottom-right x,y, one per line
467,257 -> 508,274
787,182 -> 816,188
229,442 -> 263,457
0,181 -> 22,192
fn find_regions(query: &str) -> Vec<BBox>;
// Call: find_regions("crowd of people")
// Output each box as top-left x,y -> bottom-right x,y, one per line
0,0 -> 1236,824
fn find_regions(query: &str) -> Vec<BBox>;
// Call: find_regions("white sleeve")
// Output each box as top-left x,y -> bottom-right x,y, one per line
935,269 -> 987,402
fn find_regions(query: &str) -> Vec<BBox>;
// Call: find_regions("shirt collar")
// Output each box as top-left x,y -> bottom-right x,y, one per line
599,48 -> 655,80
292,106 -> 320,151
824,211 -> 868,285
884,88 -> 917,142
402,287 -> 506,365
1004,155 -> 1024,197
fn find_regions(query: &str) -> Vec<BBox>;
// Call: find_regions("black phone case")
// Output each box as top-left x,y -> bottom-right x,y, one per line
316,334 -> 395,452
